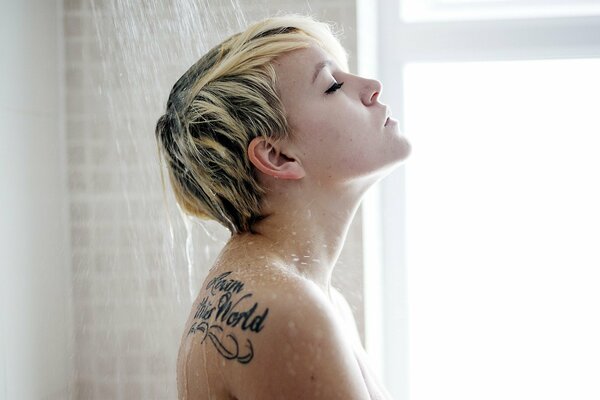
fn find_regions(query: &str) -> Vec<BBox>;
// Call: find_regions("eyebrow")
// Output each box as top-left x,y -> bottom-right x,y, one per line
312,60 -> 333,84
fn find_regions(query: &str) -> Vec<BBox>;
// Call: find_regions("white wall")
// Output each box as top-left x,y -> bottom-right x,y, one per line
0,1 -> 73,399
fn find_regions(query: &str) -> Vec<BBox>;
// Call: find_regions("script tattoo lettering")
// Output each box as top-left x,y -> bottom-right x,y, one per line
187,271 -> 269,364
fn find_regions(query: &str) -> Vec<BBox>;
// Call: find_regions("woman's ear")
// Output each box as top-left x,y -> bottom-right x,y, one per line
247,136 -> 305,180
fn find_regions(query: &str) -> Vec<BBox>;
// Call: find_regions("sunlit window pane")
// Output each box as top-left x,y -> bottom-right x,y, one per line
404,59 -> 600,400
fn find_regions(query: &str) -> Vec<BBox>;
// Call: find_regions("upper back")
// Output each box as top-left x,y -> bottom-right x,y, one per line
177,244 -> 371,400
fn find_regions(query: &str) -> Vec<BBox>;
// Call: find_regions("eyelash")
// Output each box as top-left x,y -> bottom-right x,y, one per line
325,81 -> 344,95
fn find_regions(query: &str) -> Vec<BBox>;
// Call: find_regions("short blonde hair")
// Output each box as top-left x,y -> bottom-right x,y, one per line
155,14 -> 349,235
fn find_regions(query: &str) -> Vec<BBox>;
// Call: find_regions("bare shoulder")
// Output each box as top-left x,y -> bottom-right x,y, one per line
204,263 -> 370,400
329,286 -> 363,348
231,268 -> 369,400
330,286 -> 356,325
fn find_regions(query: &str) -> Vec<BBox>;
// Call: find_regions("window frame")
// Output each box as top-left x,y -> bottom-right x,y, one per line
401,0 -> 600,23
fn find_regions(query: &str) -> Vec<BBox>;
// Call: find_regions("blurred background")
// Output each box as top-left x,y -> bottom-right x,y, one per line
1,0 -> 599,399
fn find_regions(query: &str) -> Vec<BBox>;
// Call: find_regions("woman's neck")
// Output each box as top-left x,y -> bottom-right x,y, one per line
228,194 -> 362,297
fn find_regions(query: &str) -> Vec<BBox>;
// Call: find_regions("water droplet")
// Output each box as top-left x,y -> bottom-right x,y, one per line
288,320 -> 298,338
286,361 -> 297,376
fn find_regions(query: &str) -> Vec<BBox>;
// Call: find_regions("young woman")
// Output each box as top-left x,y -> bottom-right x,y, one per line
155,14 -> 411,400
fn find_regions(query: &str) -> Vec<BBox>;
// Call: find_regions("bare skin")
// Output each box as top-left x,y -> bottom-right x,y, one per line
177,41 -> 410,399
176,239 -> 394,400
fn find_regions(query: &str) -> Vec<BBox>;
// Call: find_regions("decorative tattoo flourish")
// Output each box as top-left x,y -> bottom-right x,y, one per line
187,271 -> 269,365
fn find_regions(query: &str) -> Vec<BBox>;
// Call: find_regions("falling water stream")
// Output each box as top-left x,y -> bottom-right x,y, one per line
86,0 -> 250,397
89,0 -> 248,299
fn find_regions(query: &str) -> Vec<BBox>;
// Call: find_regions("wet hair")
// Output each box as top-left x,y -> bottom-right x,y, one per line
155,14 -> 349,235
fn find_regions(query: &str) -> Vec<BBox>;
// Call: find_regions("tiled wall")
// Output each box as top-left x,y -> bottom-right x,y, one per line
63,0 -> 361,398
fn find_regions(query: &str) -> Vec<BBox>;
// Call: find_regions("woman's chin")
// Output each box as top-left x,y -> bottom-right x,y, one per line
385,136 -> 412,166
399,138 -> 412,160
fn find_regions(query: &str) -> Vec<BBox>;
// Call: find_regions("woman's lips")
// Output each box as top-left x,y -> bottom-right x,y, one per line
385,117 -> 397,127
383,107 -> 391,126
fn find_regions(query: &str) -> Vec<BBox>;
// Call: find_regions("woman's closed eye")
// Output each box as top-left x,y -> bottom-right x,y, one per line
325,81 -> 344,95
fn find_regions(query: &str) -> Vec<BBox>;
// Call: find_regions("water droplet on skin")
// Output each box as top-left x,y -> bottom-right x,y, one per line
288,320 -> 298,338
286,361 -> 297,376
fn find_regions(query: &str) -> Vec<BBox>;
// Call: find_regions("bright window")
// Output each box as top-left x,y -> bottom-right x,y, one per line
404,58 -> 600,400
365,1 -> 600,399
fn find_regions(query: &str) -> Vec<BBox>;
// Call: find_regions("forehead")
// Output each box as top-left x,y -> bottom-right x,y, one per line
272,44 -> 334,87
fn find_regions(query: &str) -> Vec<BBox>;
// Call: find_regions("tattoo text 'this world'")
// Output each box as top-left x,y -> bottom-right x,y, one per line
187,271 -> 270,364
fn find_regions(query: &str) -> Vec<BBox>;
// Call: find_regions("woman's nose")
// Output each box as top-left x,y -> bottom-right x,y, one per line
361,78 -> 383,106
